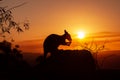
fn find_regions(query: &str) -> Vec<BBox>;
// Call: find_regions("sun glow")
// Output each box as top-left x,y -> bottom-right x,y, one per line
77,31 -> 85,39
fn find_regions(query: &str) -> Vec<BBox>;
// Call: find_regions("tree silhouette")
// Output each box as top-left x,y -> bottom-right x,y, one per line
0,2 -> 30,74
0,2 -> 29,40
79,39 -> 108,69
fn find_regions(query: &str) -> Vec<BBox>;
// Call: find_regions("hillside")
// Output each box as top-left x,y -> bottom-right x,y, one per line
0,50 -> 120,79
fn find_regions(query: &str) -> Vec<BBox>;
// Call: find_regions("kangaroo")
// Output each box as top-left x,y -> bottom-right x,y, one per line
43,30 -> 72,60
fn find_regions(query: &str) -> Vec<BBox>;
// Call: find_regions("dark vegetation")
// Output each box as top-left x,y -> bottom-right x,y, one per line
0,40 -> 119,80
0,2 -> 29,42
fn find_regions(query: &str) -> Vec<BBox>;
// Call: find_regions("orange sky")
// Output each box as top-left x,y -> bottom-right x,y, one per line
16,32 -> 120,53
0,0 -> 120,52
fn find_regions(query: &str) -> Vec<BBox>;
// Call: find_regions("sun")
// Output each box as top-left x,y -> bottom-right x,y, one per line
77,31 -> 85,39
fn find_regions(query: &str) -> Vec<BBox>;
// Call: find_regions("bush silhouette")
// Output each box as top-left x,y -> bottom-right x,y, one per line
0,40 -> 30,73
0,40 -> 12,54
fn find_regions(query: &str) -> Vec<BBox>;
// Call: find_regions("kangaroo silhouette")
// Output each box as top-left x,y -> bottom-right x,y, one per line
43,30 -> 72,60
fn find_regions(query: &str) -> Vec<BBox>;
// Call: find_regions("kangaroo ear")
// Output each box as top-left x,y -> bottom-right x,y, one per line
64,30 -> 67,34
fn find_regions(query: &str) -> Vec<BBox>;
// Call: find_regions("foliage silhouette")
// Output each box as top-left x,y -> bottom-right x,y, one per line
0,40 -> 11,54
0,40 -> 31,79
0,2 -> 31,79
79,39 -> 108,69
0,2 -> 29,40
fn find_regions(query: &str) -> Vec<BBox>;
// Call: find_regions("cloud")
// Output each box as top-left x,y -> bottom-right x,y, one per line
86,32 -> 120,39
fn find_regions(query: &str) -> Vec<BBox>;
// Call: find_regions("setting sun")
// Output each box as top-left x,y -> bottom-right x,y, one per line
77,31 -> 85,39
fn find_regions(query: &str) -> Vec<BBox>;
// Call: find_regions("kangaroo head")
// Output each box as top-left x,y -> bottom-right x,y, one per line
64,30 -> 72,43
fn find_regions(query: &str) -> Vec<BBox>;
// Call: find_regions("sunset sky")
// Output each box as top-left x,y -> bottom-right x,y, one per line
0,0 -> 120,52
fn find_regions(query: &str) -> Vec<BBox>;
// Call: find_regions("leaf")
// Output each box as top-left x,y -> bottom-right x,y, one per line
17,27 -> 23,33
24,23 -> 29,30
7,30 -> 10,34
11,21 -> 17,27
1,27 -> 5,33
2,8 -> 5,13
0,18 -> 2,23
